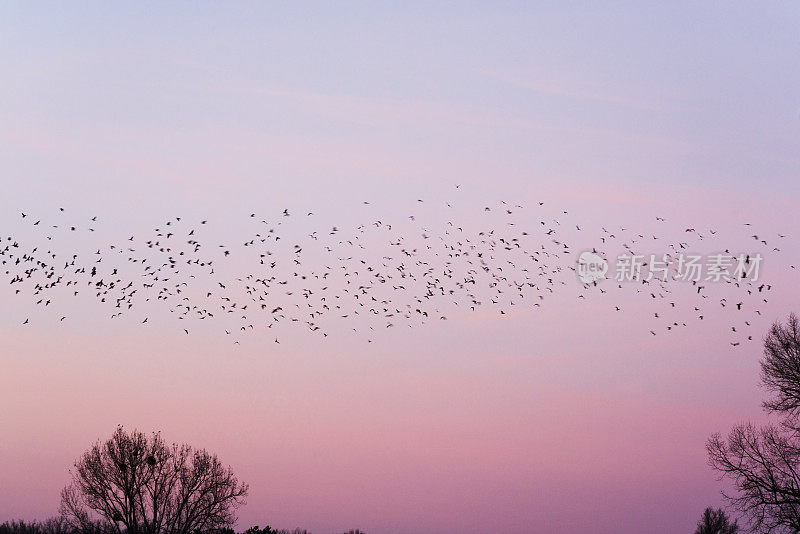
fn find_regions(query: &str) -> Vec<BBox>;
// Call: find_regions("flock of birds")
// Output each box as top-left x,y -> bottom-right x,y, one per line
1,195 -> 793,347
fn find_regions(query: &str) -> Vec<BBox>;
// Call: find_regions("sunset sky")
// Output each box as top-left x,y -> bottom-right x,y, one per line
2,3 -> 800,533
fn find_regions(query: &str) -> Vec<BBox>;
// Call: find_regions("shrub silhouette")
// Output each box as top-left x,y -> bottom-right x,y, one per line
694,507 -> 739,534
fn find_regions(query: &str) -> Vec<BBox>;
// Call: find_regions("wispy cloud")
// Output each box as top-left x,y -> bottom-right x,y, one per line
487,71 -> 671,112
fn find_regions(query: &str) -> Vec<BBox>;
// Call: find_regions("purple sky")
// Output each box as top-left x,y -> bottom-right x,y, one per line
1,3 -> 800,533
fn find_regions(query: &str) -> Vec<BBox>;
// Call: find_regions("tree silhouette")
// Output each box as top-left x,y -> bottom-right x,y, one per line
60,426 -> 248,534
707,313 -> 800,532
694,507 -> 739,534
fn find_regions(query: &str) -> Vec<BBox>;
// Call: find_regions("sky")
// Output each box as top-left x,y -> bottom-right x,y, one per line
1,3 -> 800,533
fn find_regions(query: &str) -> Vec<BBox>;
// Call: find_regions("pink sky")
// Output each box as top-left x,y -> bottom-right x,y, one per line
1,3 -> 800,533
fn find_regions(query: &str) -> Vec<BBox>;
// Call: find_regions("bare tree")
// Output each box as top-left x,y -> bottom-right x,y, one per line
694,507 -> 739,534
761,313 -> 800,415
707,313 -> 800,533
60,426 -> 248,534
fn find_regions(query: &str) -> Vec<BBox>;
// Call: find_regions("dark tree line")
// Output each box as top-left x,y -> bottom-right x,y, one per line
0,523 -> 360,534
